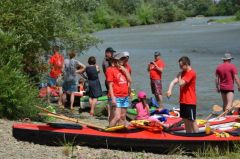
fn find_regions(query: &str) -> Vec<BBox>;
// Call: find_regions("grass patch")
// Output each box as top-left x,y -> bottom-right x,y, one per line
213,16 -> 239,23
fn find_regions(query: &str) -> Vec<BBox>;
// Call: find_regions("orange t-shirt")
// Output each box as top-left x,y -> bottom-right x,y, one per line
49,52 -> 64,78
149,59 -> 165,80
106,66 -> 129,97
179,69 -> 197,105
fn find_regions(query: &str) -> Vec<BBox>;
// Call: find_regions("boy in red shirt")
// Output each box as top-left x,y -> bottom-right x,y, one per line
167,56 -> 198,133
106,52 -> 132,127
47,46 -> 64,105
148,52 -> 165,109
215,53 -> 240,112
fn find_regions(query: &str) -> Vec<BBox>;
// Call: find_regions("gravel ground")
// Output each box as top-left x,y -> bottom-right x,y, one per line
0,107 -> 193,159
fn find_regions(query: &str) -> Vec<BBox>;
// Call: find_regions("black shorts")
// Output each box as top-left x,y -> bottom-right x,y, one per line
220,90 -> 234,94
180,104 -> 196,121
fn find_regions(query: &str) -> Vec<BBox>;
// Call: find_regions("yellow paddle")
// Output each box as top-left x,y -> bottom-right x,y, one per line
204,105 -> 223,120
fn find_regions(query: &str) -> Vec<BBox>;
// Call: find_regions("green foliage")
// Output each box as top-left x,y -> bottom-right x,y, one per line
0,31 -> 41,120
136,3 -> 155,25
235,10 -> 240,20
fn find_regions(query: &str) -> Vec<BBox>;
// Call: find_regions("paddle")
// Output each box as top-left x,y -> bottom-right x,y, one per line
36,106 -> 125,132
204,105 -> 223,120
36,106 -> 106,130
216,100 -> 240,118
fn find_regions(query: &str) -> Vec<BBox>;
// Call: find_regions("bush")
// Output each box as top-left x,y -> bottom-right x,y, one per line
111,16 -> 130,28
93,5 -> 114,28
235,10 -> 240,20
136,3 -> 155,25
127,15 -> 142,26
0,31 -> 41,120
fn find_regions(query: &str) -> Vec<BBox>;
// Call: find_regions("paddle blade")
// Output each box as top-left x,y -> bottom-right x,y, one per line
212,105 -> 223,112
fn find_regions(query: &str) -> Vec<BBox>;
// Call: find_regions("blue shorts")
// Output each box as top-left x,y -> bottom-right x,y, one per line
62,80 -> 77,93
47,76 -> 57,87
116,97 -> 129,108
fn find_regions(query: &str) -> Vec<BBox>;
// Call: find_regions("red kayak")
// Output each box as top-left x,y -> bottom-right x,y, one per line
12,116 -> 240,152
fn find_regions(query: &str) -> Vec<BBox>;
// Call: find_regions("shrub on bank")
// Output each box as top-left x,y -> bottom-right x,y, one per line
235,10 -> 240,20
0,31 -> 41,120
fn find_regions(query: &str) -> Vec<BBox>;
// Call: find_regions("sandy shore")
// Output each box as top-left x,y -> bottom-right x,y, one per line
0,108 -> 193,159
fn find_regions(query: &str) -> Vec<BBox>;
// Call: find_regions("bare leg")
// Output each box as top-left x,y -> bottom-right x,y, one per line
109,105 -> 116,125
109,107 -> 121,127
189,120 -> 199,133
58,87 -> 63,106
183,119 -> 191,133
62,93 -> 66,107
226,92 -> 234,112
70,93 -> 74,110
155,94 -> 164,110
90,98 -> 97,115
119,108 -> 127,126
221,92 -> 228,111
47,86 -> 51,103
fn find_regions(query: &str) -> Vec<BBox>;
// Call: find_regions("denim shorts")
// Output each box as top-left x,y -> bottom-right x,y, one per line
116,97 -> 129,108
62,80 -> 77,93
47,76 -> 57,87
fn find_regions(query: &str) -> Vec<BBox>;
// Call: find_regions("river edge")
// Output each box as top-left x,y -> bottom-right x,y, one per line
0,116 -> 193,159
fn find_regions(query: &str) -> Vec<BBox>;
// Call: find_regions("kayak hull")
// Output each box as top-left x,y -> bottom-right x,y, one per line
12,122 -> 240,152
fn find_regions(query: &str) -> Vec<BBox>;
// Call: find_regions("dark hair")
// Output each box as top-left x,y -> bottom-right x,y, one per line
88,56 -> 96,65
140,98 -> 147,109
178,56 -> 191,66
68,50 -> 76,59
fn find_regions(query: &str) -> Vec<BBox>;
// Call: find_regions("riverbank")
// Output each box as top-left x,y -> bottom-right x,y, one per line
0,116 -> 193,159
209,16 -> 240,24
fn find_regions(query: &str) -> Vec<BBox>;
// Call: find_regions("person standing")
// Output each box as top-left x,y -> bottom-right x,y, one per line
62,50 -> 85,109
167,56 -> 198,133
106,52 -> 132,127
215,53 -> 240,112
102,47 -> 116,91
47,46 -> 64,106
148,52 -> 165,110
84,56 -> 102,116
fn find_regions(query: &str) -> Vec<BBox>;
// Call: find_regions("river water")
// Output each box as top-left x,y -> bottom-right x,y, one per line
79,17 -> 240,116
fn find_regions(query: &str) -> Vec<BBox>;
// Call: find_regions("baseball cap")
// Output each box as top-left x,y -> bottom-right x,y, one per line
138,91 -> 147,99
154,51 -> 161,57
105,47 -> 116,53
113,52 -> 126,60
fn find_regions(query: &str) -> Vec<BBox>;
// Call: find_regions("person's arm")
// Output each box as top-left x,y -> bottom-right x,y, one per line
178,74 -> 186,87
96,65 -> 100,73
215,74 -> 220,93
152,62 -> 164,73
109,82 -> 116,105
147,64 -> 151,72
102,60 -> 106,75
120,66 -> 132,83
234,74 -> 240,91
166,72 -> 181,97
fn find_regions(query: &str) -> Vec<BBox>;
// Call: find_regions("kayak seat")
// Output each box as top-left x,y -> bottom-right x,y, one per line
171,131 -> 213,137
47,123 -> 83,129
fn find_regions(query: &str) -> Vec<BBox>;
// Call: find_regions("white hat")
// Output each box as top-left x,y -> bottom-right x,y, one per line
122,51 -> 130,57
113,52 -> 125,60
222,53 -> 233,60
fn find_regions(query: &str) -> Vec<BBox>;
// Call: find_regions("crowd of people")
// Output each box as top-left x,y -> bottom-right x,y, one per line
46,45 -> 240,132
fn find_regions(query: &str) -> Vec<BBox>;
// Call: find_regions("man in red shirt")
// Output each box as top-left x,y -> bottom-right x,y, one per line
215,53 -> 240,112
47,46 -> 64,105
167,56 -> 198,133
148,52 -> 165,109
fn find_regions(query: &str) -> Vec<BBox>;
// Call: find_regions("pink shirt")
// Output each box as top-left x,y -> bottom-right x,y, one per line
216,62 -> 238,91
135,102 -> 150,120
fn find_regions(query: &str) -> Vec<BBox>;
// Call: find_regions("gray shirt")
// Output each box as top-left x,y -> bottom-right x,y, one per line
63,58 -> 85,82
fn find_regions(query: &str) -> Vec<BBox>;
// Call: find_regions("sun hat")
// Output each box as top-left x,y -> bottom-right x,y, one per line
113,52 -> 126,60
222,53 -> 233,60
105,47 -> 116,53
122,51 -> 130,58
138,91 -> 147,99
154,51 -> 161,57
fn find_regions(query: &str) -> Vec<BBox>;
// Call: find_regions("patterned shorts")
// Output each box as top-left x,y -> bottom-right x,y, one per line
151,80 -> 162,95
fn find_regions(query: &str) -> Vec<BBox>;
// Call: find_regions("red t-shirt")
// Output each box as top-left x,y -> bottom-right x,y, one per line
125,62 -> 132,74
149,59 -> 165,80
180,69 -> 197,105
106,66 -> 129,97
216,63 -> 238,91
49,52 -> 64,78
